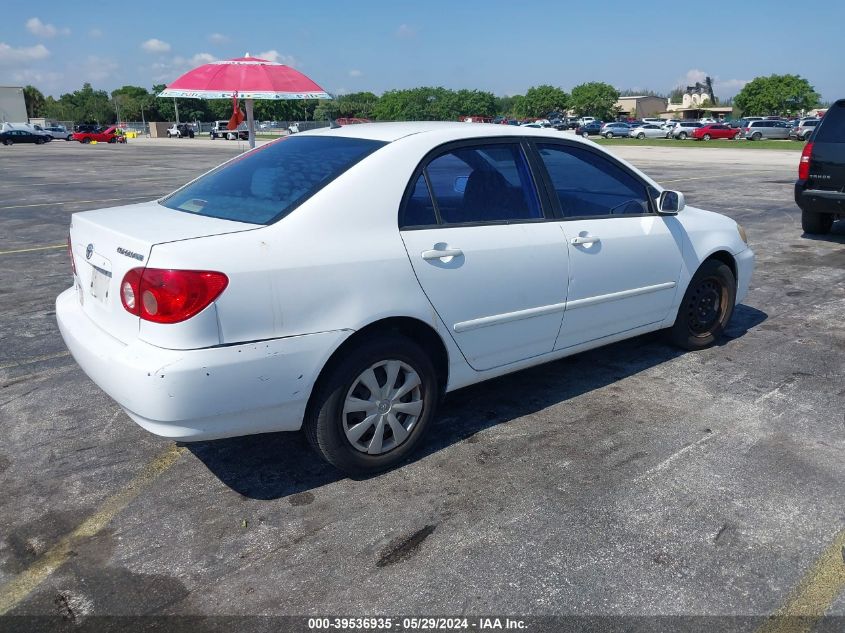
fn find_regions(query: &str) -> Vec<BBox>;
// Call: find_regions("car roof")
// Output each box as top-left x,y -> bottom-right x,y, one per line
299,121 -> 600,144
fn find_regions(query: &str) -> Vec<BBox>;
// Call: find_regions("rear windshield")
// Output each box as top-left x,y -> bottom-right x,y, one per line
814,104 -> 845,143
161,136 -> 386,224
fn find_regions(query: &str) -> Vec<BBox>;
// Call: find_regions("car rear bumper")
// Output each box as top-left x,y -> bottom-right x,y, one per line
56,288 -> 350,441
794,181 -> 845,215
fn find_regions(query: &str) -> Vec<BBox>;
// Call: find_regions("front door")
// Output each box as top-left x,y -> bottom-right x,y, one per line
400,141 -> 569,371
532,142 -> 683,349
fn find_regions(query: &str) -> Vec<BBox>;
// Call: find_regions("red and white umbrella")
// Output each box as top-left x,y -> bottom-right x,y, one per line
158,54 -> 331,147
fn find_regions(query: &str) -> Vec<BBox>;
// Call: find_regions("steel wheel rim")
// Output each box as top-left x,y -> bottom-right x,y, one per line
342,360 -> 423,455
686,276 -> 727,335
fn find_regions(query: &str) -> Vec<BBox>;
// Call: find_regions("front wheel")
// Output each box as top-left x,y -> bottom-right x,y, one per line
637,132 -> 645,139
66,135 -> 73,141
703,134 -> 711,141
801,210 -> 833,235
752,132 -> 762,141
678,132 -> 687,140
605,132 -> 613,139
304,334 -> 439,476
582,131 -> 589,138
3,139 -> 12,146
81,138 -> 91,144
669,260 -> 736,350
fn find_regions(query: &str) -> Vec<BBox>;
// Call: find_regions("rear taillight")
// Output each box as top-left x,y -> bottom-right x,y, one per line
798,142 -> 814,180
67,234 -> 76,275
120,268 -> 228,324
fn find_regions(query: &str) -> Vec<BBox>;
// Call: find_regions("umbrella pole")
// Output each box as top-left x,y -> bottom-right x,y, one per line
245,98 -> 256,149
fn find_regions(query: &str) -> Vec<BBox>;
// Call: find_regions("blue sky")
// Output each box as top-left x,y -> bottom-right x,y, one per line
1,0 -> 842,101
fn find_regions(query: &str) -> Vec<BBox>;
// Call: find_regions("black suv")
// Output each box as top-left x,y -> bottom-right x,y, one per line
795,99 -> 845,234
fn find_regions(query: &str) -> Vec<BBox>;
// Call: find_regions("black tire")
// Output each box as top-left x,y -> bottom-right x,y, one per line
582,131 -> 589,138
35,137 -> 44,144
108,138 -> 116,143
801,209 -> 833,234
703,134 -> 711,141
304,334 -> 439,476
66,135 -> 73,141
637,132 -> 645,139
679,132 -> 687,140
605,132 -> 613,139
81,138 -> 91,144
752,132 -> 762,141
670,259 -> 736,350
3,139 -> 12,146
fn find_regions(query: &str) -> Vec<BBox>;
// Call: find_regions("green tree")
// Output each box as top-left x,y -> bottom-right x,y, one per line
512,85 -> 569,118
733,74 -> 820,116
570,82 -> 620,121
111,85 -> 152,121
23,85 -> 46,118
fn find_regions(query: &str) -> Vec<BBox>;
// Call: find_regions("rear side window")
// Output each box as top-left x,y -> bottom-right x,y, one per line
162,136 -> 386,224
814,104 -> 845,143
423,144 -> 542,225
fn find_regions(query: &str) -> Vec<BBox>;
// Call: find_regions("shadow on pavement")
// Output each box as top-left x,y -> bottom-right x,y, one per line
189,303 -> 768,500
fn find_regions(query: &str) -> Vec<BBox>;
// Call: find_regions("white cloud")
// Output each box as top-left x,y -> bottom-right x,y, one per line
0,42 -> 50,66
141,38 -> 171,54
25,17 -> 69,38
150,53 -> 218,82
256,50 -> 299,66
10,68 -> 63,91
208,33 -> 229,45
80,56 -> 120,83
89,28 -> 103,38
678,69 -> 749,98
395,24 -> 416,39
349,69 -> 362,78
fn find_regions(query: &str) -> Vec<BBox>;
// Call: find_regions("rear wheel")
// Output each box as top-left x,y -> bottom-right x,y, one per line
801,210 -> 833,235
66,135 -> 73,141
81,138 -> 91,144
304,334 -> 439,476
637,132 -> 645,139
752,132 -> 762,141
35,137 -> 44,144
670,259 -> 736,350
703,133 -> 711,141
679,132 -> 687,140
3,139 -> 12,146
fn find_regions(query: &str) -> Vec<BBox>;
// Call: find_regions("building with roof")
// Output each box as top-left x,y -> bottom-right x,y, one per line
615,95 -> 668,119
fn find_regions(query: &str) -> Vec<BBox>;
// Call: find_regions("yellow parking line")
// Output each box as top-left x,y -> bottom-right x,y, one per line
0,444 -> 186,615
755,528 -> 845,633
0,244 -> 65,256
0,195 -> 155,211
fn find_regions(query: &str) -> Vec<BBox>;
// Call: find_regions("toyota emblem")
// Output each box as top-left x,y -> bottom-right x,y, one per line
85,243 -> 94,260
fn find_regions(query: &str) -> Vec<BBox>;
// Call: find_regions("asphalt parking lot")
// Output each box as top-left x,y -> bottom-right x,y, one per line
0,139 -> 843,630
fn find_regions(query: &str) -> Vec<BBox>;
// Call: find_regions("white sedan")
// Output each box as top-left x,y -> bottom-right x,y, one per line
628,123 -> 667,139
58,122 -> 754,475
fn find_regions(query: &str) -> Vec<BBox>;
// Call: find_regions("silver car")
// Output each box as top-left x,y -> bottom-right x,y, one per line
628,124 -> 666,139
41,125 -> 72,141
599,122 -> 630,138
670,121 -> 703,139
789,118 -> 819,141
743,120 -> 791,140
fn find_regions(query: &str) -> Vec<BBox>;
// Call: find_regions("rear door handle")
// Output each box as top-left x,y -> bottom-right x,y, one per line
570,236 -> 600,245
422,248 -> 463,260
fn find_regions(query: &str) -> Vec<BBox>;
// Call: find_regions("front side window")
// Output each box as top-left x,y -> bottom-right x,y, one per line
423,144 -> 542,224
162,136 -> 386,224
537,143 -> 651,218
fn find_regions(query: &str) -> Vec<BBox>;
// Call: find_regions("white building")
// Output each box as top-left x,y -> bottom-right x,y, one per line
0,86 -> 27,123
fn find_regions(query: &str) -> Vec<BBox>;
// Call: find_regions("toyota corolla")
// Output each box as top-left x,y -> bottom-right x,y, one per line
57,122 -> 754,475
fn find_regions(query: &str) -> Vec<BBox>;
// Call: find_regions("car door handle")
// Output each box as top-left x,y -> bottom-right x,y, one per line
570,236 -> 600,245
422,248 -> 463,260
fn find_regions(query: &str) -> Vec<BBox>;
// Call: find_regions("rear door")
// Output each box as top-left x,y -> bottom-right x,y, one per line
399,139 -> 570,371
531,141 -> 683,349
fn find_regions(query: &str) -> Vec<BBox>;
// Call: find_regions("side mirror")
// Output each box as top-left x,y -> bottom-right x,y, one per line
658,190 -> 685,215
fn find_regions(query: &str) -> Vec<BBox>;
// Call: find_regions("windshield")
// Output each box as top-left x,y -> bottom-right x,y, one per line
161,136 -> 386,224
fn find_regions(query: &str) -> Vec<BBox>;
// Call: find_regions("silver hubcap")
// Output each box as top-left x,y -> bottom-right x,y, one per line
343,360 -> 423,455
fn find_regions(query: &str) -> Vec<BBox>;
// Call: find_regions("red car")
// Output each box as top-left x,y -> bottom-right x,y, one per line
72,126 -> 125,144
691,124 -> 739,141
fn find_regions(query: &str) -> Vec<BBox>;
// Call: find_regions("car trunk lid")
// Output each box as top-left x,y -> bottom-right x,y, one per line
69,201 -> 259,344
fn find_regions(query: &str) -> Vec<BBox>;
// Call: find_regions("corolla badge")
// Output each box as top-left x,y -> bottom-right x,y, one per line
85,243 -> 94,259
